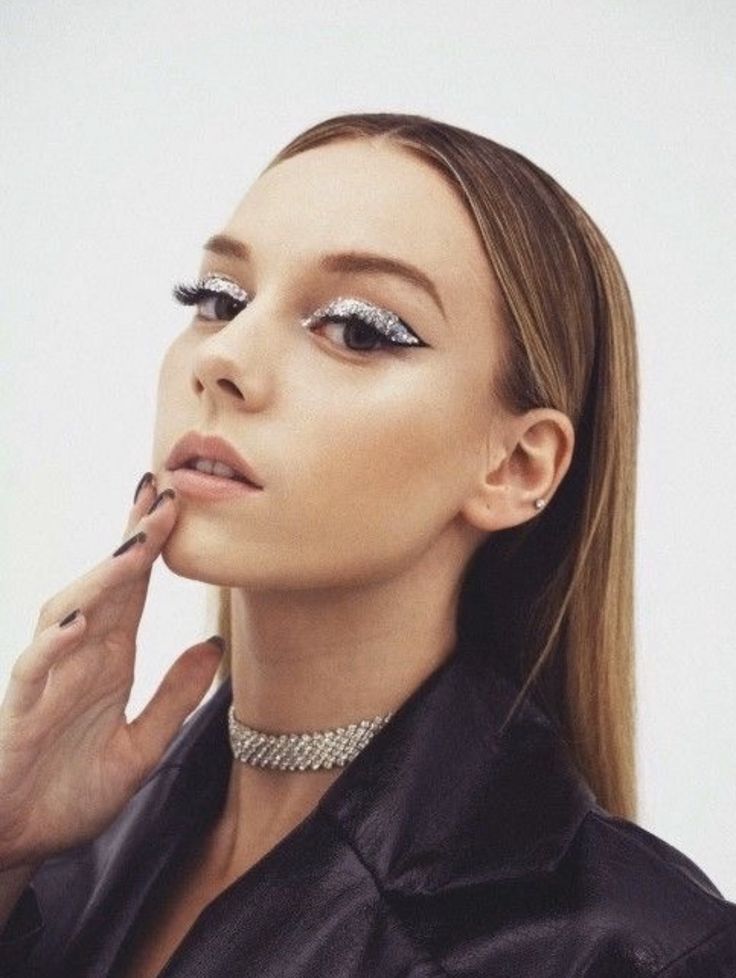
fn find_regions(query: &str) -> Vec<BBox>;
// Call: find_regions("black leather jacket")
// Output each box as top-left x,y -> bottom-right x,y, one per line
2,637 -> 735,976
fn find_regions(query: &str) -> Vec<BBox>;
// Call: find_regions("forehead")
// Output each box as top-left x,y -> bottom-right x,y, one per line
223,139 -> 498,321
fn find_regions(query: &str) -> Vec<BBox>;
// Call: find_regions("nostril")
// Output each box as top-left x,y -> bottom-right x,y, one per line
217,378 -> 244,398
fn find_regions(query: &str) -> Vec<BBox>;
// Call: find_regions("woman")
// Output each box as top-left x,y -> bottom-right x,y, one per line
1,112 -> 734,977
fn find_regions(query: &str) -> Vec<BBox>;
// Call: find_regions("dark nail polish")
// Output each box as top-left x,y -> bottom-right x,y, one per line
133,472 -> 154,504
206,634 -> 227,652
112,531 -> 147,558
146,488 -> 176,516
59,608 -> 81,628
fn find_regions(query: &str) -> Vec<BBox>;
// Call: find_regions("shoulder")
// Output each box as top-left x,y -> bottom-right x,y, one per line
504,806 -> 735,975
407,806 -> 736,977
566,807 -> 736,971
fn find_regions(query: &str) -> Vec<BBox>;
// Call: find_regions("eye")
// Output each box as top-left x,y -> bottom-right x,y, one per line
172,275 -> 249,321
172,279 -> 429,356
302,297 -> 428,356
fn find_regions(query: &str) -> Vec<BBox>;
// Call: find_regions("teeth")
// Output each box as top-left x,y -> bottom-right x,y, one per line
191,457 -> 240,480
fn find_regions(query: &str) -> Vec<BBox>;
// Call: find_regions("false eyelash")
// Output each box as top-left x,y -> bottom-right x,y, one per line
172,275 -> 248,306
172,282 -> 203,304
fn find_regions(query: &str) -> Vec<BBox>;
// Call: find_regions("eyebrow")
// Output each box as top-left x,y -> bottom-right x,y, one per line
203,233 -> 446,319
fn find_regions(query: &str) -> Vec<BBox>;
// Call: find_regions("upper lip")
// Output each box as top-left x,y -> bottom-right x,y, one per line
165,431 -> 264,488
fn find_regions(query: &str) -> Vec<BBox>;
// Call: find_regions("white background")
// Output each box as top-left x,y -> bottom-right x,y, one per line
2,1 -> 734,897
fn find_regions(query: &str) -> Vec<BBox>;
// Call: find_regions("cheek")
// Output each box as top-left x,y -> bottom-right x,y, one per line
293,369 -> 473,531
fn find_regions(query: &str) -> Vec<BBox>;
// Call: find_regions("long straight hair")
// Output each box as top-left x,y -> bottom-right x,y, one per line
209,113 -> 639,821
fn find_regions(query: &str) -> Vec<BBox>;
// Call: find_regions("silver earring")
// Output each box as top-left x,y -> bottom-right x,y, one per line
534,498 -> 546,510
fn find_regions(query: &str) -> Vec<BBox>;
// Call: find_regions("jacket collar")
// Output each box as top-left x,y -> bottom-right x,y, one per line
314,636 -> 597,894
176,634 -> 597,896
56,634 -> 598,975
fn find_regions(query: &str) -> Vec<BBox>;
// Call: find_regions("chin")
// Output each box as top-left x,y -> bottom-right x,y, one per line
159,528 -> 231,586
159,526 -> 275,589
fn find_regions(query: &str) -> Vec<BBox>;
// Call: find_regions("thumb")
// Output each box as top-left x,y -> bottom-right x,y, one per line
127,637 -> 226,776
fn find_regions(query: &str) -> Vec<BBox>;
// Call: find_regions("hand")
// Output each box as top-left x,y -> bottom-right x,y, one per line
0,473 -> 224,871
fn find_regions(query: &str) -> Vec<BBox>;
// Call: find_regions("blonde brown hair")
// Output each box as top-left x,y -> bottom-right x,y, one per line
208,112 -> 639,821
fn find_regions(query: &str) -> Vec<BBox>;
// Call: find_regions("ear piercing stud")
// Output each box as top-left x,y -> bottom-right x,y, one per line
534,498 -> 546,510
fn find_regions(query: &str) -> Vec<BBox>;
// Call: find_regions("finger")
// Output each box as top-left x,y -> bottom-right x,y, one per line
4,611 -> 88,715
91,471 -> 162,642
126,639 -> 225,777
102,486 -> 179,640
34,485 -> 178,640
123,471 -> 159,540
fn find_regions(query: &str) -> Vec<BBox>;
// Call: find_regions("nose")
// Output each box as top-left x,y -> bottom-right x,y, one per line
190,307 -> 277,410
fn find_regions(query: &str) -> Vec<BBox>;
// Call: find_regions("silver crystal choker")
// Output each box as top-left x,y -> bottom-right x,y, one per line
227,703 -> 394,771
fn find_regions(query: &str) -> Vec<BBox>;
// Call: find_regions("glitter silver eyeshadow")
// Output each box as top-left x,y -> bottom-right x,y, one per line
200,274 -> 249,303
302,297 -> 422,345
198,276 -> 421,346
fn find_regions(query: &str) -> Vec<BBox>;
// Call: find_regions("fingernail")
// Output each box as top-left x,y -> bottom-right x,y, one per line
59,608 -> 81,628
206,635 -> 227,653
112,531 -> 147,558
146,488 -> 176,516
133,472 -> 155,504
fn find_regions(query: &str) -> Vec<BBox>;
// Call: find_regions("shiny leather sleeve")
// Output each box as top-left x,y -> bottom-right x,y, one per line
654,918 -> 736,976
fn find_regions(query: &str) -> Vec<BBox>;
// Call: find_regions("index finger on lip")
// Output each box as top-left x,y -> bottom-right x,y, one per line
124,472 -> 158,539
116,487 -> 179,563
133,471 -> 156,506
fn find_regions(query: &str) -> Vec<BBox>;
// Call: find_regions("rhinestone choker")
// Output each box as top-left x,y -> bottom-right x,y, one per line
227,703 -> 394,771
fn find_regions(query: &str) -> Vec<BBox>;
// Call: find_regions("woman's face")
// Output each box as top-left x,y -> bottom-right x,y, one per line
153,138 -> 510,589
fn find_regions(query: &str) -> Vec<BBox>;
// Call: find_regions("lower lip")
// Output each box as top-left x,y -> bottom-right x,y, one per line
168,468 -> 264,501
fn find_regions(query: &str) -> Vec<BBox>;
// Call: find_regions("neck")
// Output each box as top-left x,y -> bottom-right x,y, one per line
228,559 -> 461,733
206,537 -> 469,884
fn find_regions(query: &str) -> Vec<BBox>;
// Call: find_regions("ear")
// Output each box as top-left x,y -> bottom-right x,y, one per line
460,407 -> 575,533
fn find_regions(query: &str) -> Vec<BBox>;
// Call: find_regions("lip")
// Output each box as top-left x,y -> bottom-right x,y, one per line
165,431 -> 264,488
168,468 -> 263,501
